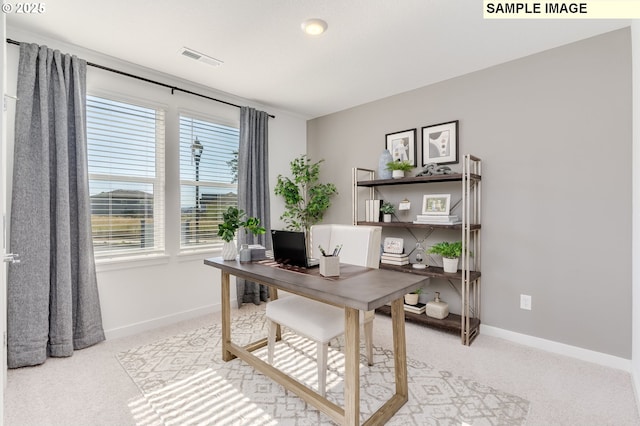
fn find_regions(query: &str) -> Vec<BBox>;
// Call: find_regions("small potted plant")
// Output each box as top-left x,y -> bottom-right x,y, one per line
380,202 -> 395,222
217,206 -> 266,260
386,160 -> 414,179
427,241 -> 471,273
404,288 -> 422,305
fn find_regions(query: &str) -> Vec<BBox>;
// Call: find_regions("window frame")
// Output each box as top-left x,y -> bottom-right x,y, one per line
177,109 -> 240,253
86,91 -> 167,260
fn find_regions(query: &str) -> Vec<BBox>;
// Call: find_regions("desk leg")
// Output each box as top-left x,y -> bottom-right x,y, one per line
391,298 -> 408,398
221,271 -> 234,362
344,307 -> 360,426
268,285 -> 282,341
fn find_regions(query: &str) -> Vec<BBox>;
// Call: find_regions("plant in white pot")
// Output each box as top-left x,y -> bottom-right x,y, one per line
427,241 -> 471,273
217,206 -> 266,260
404,288 -> 422,305
380,202 -> 395,223
386,160 -> 413,179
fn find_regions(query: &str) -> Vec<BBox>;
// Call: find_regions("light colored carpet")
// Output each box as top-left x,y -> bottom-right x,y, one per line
117,309 -> 529,425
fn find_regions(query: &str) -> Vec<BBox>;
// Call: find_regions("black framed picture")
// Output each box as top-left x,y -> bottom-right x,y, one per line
385,129 -> 417,166
422,120 -> 459,165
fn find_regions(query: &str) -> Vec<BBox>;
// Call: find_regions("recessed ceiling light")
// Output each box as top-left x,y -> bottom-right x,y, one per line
301,18 -> 328,36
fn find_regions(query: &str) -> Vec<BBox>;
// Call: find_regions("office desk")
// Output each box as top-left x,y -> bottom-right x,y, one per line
204,257 -> 429,426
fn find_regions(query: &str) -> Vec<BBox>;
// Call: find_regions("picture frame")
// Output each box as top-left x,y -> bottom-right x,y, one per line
422,194 -> 451,216
385,129 -> 417,166
383,237 -> 404,254
422,120 -> 459,165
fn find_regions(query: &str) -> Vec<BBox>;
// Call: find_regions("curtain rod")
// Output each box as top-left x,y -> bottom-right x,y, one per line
6,38 -> 275,119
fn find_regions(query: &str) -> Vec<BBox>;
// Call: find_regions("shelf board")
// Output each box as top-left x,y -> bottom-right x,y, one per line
379,263 -> 481,281
357,221 -> 481,231
375,305 -> 481,340
356,173 -> 481,187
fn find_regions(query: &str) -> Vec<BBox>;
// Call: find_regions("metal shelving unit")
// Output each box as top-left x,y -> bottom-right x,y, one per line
352,154 -> 482,345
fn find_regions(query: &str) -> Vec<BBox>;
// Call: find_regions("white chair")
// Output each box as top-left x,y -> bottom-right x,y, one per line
266,224 -> 381,396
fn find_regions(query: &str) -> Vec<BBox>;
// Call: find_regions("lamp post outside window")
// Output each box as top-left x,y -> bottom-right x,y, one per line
191,137 -> 204,243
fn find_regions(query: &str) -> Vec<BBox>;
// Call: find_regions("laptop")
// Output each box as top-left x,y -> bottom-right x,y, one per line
271,230 -> 319,268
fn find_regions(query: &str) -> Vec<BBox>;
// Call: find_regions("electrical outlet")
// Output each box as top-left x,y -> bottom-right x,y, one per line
520,294 -> 532,310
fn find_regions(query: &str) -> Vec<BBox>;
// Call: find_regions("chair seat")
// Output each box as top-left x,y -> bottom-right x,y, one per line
266,296 -> 345,343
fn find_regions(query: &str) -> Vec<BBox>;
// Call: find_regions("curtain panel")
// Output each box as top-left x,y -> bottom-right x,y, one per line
236,107 -> 271,306
8,43 -> 105,368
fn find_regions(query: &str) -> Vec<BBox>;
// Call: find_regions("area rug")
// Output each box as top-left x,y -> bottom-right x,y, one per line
117,308 -> 529,425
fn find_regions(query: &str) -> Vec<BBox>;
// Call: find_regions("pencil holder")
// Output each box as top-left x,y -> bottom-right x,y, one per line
320,256 -> 340,277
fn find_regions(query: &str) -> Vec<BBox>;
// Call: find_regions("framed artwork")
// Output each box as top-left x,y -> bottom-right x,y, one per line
383,237 -> 404,254
385,129 -> 417,166
422,120 -> 459,165
422,194 -> 451,216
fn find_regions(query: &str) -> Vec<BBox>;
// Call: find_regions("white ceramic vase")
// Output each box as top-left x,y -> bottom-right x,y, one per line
392,170 -> 404,179
383,214 -> 392,222
221,241 -> 237,260
442,257 -> 459,273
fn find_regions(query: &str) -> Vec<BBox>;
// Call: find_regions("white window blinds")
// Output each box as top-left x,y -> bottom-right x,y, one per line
179,114 -> 239,250
87,95 -> 165,257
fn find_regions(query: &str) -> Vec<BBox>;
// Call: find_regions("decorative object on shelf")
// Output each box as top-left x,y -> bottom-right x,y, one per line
422,120 -> 459,166
249,244 -> 267,260
383,237 -> 404,254
426,292 -> 449,319
377,149 -> 394,179
422,194 -> 451,216
427,241 -> 471,273
380,202 -> 395,222
274,155 -> 337,251
221,241 -> 238,261
412,242 -> 427,269
404,288 -> 421,305
385,128 -> 417,166
217,206 -> 266,260
398,199 -> 411,211
416,163 -> 453,177
239,244 -> 251,262
386,160 -> 414,179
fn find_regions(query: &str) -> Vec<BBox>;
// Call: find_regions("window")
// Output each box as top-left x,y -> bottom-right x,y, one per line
179,114 -> 239,250
87,95 -> 165,258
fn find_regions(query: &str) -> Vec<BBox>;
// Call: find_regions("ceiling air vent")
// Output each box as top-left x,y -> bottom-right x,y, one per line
179,47 -> 223,67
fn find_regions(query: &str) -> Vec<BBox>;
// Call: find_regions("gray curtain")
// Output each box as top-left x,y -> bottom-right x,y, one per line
7,43 -> 105,368
236,106 -> 271,306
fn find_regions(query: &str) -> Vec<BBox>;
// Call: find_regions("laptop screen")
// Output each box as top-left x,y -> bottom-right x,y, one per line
271,230 -> 317,268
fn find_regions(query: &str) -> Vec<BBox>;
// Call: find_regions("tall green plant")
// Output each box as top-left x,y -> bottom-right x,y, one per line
274,155 -> 338,233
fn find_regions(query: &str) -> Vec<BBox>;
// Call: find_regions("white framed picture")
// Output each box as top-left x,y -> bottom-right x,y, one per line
421,194 -> 451,216
383,237 -> 404,254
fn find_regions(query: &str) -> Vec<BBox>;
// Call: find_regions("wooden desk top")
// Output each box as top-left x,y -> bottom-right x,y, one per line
205,257 -> 429,311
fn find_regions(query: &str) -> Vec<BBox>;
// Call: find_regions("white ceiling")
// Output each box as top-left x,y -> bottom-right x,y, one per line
6,1 -> 630,118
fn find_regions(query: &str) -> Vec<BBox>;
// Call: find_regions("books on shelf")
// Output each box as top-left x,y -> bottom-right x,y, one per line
404,302 -> 426,314
415,214 -> 458,222
365,199 -> 383,222
413,214 -> 461,225
381,259 -> 409,266
381,252 -> 409,266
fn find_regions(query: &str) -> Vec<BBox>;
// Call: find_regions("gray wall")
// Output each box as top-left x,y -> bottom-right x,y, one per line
308,29 -> 632,358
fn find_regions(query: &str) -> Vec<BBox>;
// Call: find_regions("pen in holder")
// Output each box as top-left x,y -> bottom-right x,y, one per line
319,256 -> 340,277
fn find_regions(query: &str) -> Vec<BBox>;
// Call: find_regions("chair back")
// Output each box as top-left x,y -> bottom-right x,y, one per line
310,224 -> 381,269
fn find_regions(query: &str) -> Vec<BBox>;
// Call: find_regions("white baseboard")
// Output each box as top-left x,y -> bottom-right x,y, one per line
104,303 -> 232,340
481,324 -> 632,372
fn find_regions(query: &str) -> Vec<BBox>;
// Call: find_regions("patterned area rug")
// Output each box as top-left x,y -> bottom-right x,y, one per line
117,309 -> 529,425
